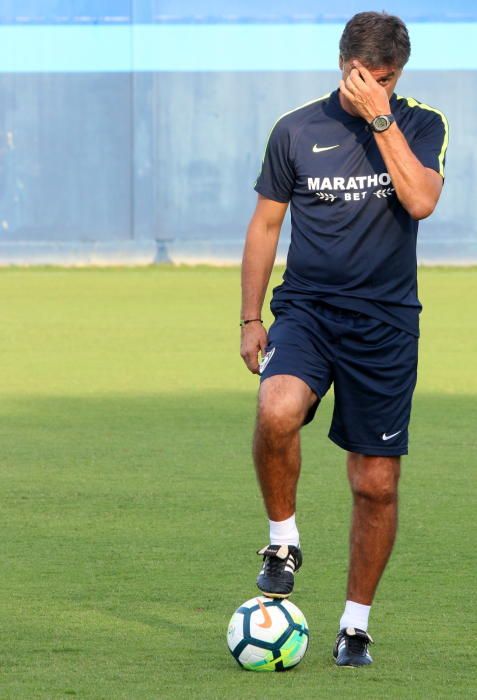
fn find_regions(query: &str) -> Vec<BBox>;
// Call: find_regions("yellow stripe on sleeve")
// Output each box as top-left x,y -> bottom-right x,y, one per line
396,95 -> 449,177
259,92 -> 331,164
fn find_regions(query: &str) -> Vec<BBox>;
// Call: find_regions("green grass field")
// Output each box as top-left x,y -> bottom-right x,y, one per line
0,267 -> 475,699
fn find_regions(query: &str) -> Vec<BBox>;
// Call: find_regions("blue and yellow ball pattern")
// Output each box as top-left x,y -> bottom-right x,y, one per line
227,596 -> 309,671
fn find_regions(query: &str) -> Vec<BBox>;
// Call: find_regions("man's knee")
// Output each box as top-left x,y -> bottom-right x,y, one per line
257,377 -> 312,437
347,453 -> 400,505
257,395 -> 304,437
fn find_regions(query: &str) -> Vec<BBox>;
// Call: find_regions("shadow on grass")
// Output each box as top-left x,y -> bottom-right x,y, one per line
0,392 -> 475,697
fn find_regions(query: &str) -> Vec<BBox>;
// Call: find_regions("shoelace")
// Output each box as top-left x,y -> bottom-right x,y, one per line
346,634 -> 369,655
263,552 -> 293,575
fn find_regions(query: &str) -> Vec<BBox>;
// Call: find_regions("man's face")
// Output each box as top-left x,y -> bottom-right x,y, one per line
339,57 -> 402,98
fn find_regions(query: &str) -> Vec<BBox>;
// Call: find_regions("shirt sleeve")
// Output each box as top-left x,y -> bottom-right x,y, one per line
254,118 -> 295,202
410,109 -> 449,179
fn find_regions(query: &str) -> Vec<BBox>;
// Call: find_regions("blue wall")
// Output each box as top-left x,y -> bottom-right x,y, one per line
1,1 -> 476,23
0,2 -> 476,264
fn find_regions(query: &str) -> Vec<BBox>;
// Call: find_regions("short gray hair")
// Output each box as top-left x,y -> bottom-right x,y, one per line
339,11 -> 411,68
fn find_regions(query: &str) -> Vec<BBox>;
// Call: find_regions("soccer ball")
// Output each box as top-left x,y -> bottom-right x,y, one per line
227,596 -> 309,671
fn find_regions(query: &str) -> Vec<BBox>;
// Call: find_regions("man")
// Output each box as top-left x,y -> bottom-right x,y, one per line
240,11 -> 448,667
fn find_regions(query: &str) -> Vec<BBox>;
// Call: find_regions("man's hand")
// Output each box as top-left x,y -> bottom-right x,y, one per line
240,322 -> 268,374
340,60 -> 391,123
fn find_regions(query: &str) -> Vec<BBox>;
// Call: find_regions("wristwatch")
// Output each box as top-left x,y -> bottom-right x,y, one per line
369,114 -> 395,132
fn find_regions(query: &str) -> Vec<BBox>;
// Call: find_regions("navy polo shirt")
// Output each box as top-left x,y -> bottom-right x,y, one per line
254,89 -> 449,336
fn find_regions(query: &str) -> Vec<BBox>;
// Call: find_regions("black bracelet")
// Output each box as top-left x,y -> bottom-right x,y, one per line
240,318 -> 263,327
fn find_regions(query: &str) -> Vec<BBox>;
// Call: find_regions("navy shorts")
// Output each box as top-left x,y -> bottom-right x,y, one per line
259,298 -> 418,456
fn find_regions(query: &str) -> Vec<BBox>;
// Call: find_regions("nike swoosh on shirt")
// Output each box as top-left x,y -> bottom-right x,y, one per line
382,431 -> 402,441
312,144 -> 340,153
256,599 -> 272,628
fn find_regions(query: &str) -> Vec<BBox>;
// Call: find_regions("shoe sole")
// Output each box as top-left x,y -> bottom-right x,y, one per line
336,663 -> 372,668
257,589 -> 291,599
334,659 -> 372,668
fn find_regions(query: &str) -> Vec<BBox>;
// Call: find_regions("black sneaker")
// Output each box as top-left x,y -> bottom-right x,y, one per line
256,544 -> 302,598
333,627 -> 374,667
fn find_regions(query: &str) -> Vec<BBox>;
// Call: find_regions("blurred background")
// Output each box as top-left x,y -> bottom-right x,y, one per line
0,0 -> 476,265
1,7 -> 476,697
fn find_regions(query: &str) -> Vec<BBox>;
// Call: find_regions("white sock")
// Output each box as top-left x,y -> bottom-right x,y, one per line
269,514 -> 299,547
339,600 -> 371,632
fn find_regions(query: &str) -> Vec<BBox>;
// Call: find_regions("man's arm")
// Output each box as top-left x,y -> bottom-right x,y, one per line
240,195 -> 288,374
340,61 -> 443,220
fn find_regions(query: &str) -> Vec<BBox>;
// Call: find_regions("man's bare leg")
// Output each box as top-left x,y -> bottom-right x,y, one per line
334,453 -> 400,665
253,374 -> 317,598
253,374 -> 317,521
346,453 -> 401,605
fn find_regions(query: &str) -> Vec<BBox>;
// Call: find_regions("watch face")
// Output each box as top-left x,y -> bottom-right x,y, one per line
374,116 -> 390,132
